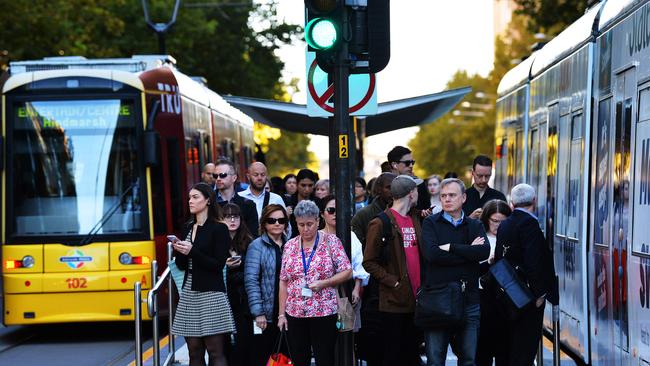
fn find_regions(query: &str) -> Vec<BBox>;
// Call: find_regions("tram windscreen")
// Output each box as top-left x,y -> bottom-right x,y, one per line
10,99 -> 145,238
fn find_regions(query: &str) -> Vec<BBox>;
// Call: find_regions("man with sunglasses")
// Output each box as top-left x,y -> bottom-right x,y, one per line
387,146 -> 430,211
214,158 -> 259,237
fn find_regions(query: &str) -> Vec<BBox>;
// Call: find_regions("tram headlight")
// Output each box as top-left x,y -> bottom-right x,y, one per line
21,255 -> 35,268
119,252 -> 132,265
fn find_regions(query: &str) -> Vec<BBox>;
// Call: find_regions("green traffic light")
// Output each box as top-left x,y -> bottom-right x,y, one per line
306,18 -> 338,50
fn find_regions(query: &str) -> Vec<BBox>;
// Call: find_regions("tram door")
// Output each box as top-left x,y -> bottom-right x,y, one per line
612,68 -> 633,363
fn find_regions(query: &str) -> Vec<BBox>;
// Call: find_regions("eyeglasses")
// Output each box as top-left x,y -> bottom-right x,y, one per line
225,214 -> 241,221
213,172 -> 231,179
265,217 -> 288,225
399,160 -> 416,167
325,207 -> 336,214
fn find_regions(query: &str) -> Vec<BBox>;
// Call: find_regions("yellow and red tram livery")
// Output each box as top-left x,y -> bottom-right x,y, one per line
1,55 -> 254,325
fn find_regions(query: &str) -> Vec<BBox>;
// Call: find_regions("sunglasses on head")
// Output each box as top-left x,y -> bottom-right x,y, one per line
325,207 -> 336,214
399,160 -> 416,167
265,217 -> 288,225
212,172 -> 230,179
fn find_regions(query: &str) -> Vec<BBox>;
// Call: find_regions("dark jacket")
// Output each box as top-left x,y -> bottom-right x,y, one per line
421,212 -> 490,305
363,207 -> 423,313
351,197 -> 389,247
175,220 -> 232,292
244,233 -> 286,322
218,194 -> 260,238
227,251 -> 249,316
462,186 -> 507,217
495,209 -> 559,304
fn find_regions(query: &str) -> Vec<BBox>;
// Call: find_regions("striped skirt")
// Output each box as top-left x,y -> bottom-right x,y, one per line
171,259 -> 235,337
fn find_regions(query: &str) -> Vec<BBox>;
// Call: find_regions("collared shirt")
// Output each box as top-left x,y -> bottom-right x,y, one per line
238,188 -> 286,218
216,190 -> 234,203
515,207 -> 539,221
442,211 -> 465,227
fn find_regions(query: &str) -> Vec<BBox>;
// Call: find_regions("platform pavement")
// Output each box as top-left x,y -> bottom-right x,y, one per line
137,333 -> 576,366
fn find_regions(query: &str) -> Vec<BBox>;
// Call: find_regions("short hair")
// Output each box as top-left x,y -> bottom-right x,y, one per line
293,200 -> 321,219
315,179 -> 330,191
444,171 -> 458,179
283,173 -> 297,183
473,155 -> 493,170
440,178 -> 466,195
387,146 -> 411,163
373,172 -> 397,197
380,161 -> 392,172
296,168 -> 317,183
480,199 -> 512,229
215,158 -> 236,174
510,183 -> 536,207
355,177 -> 367,189
259,204 -> 288,236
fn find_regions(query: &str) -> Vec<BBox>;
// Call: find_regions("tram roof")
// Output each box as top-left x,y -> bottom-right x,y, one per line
498,1 -> 604,97
598,0 -> 637,31
223,86 -> 470,137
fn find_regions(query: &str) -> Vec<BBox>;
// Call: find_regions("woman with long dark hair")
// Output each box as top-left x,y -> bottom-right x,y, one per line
171,182 -> 235,366
222,203 -> 254,365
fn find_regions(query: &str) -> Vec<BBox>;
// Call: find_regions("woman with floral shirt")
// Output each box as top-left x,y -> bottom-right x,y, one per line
277,200 -> 352,366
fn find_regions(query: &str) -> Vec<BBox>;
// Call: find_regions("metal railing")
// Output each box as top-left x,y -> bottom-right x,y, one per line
134,242 -> 176,366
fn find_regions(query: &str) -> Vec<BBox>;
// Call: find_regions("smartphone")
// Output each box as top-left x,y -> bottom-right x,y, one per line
230,255 -> 242,261
167,235 -> 179,243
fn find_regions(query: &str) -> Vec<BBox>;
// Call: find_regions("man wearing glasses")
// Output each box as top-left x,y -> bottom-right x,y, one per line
462,155 -> 506,220
214,158 -> 259,237
387,146 -> 430,211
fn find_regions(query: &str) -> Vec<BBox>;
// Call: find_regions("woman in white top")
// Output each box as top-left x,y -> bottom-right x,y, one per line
319,195 -> 370,330
476,198 -> 512,366
425,175 -> 443,214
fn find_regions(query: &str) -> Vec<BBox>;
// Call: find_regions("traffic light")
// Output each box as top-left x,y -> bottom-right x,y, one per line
348,0 -> 390,74
305,0 -> 344,71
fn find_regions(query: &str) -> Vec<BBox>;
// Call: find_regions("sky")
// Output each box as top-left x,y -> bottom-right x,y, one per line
271,0 -> 497,178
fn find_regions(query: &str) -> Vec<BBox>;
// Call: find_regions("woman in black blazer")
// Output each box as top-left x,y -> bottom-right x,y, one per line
171,182 -> 235,366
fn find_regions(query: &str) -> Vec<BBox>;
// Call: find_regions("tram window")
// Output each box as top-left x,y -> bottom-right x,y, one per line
594,98 -> 611,246
555,115 -> 571,236
567,114 -> 583,239
639,87 -> 650,122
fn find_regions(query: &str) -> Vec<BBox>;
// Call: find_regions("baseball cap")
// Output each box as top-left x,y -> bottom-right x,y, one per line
390,175 -> 423,199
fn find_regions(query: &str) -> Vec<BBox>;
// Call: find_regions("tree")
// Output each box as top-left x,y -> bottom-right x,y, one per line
0,0 -> 314,171
513,0 -> 589,36
409,71 -> 496,185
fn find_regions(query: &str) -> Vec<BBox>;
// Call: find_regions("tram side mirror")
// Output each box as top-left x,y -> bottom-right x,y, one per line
144,101 -> 160,167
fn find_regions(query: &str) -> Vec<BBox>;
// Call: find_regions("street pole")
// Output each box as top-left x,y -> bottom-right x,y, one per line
333,6 -> 354,366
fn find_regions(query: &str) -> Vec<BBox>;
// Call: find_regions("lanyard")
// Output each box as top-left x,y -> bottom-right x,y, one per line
301,231 -> 320,277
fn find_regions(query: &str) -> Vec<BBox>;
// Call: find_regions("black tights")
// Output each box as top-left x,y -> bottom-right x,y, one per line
185,335 -> 227,366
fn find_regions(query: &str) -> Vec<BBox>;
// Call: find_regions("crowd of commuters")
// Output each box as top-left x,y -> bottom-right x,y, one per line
170,148 -> 558,366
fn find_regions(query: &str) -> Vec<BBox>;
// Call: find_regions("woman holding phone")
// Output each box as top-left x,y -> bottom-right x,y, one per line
222,203 -> 254,366
171,182 -> 235,366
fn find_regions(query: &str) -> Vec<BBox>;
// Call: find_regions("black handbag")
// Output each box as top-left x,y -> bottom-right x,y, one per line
488,258 -> 534,320
414,280 -> 465,329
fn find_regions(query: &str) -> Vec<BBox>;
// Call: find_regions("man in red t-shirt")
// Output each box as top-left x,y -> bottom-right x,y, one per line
363,175 -> 424,366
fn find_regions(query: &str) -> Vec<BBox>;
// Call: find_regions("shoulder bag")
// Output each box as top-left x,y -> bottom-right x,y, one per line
487,245 -> 535,320
414,280 -> 465,329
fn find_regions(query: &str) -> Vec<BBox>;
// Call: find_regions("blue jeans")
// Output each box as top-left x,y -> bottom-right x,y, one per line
424,303 -> 480,366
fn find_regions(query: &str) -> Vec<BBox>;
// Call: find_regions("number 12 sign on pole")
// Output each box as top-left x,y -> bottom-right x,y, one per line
306,51 -> 378,118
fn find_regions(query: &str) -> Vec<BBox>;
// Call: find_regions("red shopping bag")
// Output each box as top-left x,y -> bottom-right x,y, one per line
266,330 -> 292,366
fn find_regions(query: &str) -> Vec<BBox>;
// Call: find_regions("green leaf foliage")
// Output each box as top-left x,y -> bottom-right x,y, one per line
0,0 -> 313,167
513,0 -> 589,36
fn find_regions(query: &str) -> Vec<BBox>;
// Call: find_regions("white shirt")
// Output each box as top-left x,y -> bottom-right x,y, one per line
481,233 -> 497,264
351,232 -> 370,286
238,188 -> 286,218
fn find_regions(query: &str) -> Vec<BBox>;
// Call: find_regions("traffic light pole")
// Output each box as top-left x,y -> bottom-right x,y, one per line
332,10 -> 355,366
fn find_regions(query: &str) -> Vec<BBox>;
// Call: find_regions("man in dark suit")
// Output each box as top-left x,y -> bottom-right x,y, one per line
495,183 -> 558,365
214,158 -> 259,237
